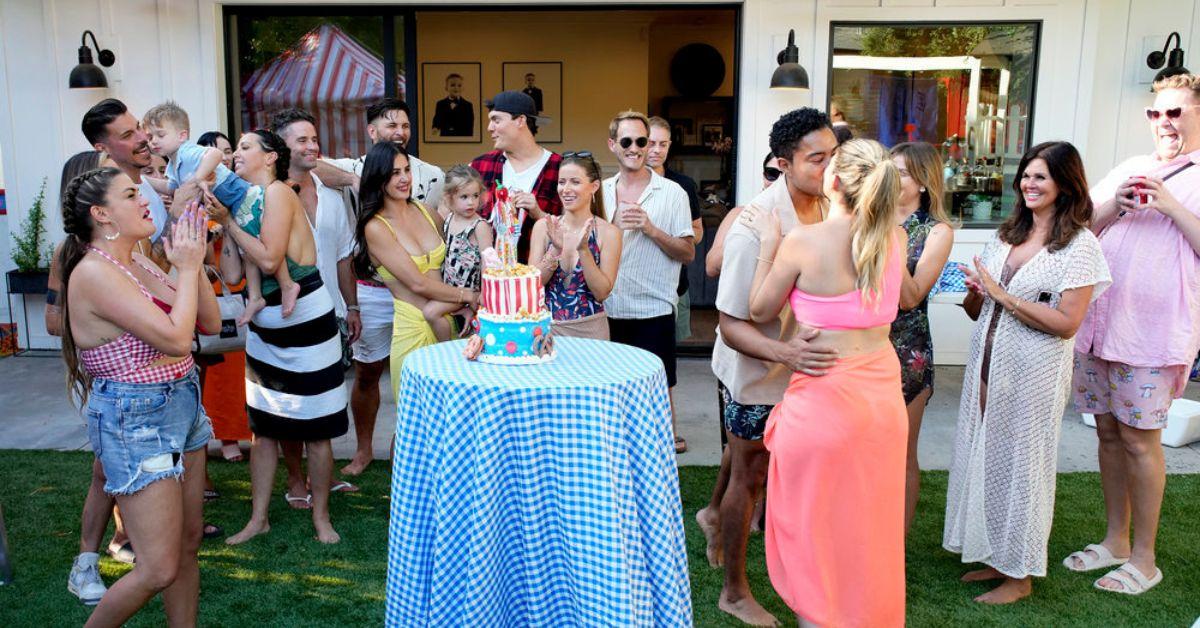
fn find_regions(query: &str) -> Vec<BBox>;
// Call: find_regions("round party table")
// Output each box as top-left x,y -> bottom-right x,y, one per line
385,337 -> 693,627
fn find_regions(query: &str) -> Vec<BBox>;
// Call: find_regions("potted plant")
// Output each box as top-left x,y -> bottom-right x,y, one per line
7,178 -> 51,295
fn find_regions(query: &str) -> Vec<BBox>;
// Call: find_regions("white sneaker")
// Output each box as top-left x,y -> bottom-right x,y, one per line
67,553 -> 106,605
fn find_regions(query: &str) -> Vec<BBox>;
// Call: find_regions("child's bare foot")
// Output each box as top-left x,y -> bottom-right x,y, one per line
696,507 -> 723,567
961,567 -> 1005,582
239,295 -> 266,326
718,591 -> 780,626
280,281 -> 301,318
313,517 -> 341,544
974,577 -> 1031,604
226,519 -> 270,545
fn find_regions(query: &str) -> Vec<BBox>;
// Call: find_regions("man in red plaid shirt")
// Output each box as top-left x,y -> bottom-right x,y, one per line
471,91 -> 563,263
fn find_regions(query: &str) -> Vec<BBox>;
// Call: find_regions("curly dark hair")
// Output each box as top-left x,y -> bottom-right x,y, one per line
768,108 -> 833,163
247,129 -> 291,183
998,141 -> 1092,253
269,107 -> 316,137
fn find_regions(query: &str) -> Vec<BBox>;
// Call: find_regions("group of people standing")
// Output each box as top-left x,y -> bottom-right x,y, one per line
696,72 -> 1200,627
52,89 -> 703,625
43,68 -> 1200,625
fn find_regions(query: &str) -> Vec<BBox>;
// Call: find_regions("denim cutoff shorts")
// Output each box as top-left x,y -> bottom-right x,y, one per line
86,369 -> 212,496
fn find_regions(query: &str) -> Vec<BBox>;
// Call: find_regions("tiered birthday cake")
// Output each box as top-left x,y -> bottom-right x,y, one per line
472,183 -> 555,364
476,264 -> 554,364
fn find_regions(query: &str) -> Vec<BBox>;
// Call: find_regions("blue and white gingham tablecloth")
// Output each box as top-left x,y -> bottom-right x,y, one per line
386,337 -> 693,626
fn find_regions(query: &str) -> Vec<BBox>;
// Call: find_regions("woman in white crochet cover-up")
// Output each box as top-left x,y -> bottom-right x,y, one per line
944,142 -> 1111,605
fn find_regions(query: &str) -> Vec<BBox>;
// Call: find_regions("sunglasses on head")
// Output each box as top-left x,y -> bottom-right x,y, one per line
764,166 -> 782,182
618,136 -> 649,149
563,150 -> 594,160
1144,105 -> 1198,121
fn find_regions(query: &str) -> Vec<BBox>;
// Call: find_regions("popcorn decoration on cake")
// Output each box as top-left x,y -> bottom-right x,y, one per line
462,182 -> 555,364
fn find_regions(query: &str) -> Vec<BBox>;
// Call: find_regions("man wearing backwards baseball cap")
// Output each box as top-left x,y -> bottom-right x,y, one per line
471,90 -> 563,263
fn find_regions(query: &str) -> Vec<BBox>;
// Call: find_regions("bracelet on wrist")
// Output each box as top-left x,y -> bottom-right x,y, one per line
346,305 -> 361,312
757,256 -> 774,264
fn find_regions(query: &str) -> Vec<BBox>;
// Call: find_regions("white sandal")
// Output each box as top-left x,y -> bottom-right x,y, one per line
1063,543 -> 1126,572
1094,563 -> 1163,595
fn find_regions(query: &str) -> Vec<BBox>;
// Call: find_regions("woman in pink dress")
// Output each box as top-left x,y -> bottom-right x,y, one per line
743,138 -> 908,627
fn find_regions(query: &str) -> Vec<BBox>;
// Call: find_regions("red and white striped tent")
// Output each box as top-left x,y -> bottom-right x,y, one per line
241,24 -> 403,159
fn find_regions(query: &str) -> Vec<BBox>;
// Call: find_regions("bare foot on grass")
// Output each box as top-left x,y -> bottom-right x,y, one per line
696,507 -> 723,567
961,567 -> 1005,582
226,520 -> 270,545
974,577 -> 1032,604
314,518 -> 341,544
719,591 -> 780,627
340,453 -> 373,477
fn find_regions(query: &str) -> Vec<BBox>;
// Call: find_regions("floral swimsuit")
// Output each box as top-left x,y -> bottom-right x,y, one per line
546,219 -> 604,321
890,209 -> 938,404
441,217 -> 483,291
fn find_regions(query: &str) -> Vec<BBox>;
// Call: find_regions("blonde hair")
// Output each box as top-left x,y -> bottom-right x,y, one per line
890,142 -> 954,225
647,116 -> 671,132
608,110 -> 650,139
834,139 -> 901,302
442,164 -> 484,204
143,100 -> 190,132
1153,73 -> 1200,97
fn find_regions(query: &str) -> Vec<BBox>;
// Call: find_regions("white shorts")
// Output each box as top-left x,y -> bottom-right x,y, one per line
351,282 -> 394,364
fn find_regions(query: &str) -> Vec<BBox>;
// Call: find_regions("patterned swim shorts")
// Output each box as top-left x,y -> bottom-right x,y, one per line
717,380 -> 774,441
1071,352 -> 1186,430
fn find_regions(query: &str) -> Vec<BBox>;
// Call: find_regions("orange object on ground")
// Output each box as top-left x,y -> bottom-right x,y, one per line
203,235 -> 251,441
763,345 -> 907,627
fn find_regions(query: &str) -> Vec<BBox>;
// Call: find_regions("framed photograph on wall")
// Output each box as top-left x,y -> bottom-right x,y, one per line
421,62 -> 482,143
670,118 -> 695,146
502,61 -> 563,143
701,124 -> 724,146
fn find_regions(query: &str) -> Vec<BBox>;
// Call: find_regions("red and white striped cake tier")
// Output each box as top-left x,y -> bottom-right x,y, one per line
480,266 -> 546,318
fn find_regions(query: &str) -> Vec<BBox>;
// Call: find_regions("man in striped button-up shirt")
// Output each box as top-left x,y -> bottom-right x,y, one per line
602,110 -> 696,453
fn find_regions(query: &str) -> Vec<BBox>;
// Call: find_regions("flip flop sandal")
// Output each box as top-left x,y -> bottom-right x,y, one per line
1063,543 -> 1127,572
202,523 -> 224,540
1094,563 -> 1163,595
331,481 -> 360,493
204,489 -> 220,503
283,492 -> 312,510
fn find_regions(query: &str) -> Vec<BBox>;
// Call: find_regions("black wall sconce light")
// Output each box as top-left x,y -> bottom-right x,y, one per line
69,30 -> 116,89
770,29 -> 809,91
1147,32 -> 1188,85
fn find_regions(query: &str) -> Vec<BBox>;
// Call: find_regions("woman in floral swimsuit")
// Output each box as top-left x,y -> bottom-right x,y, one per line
890,142 -> 955,535
529,152 -> 622,340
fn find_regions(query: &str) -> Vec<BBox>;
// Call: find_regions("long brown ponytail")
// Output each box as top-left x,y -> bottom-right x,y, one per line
59,167 -> 120,406
833,139 -> 901,303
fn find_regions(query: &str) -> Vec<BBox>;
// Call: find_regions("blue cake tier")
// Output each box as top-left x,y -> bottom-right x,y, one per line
477,310 -> 556,364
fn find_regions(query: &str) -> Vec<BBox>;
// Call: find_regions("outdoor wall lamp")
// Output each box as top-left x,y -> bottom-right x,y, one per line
1147,32 -> 1188,85
770,29 -> 809,91
69,30 -> 115,89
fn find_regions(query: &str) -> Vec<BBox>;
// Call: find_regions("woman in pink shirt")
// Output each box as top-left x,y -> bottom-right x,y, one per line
1064,74 -> 1200,595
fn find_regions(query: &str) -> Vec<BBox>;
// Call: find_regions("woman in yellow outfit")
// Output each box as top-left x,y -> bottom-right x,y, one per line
353,142 -> 479,395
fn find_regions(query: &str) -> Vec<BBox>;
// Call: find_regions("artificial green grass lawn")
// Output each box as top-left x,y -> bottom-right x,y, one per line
0,451 -> 1196,627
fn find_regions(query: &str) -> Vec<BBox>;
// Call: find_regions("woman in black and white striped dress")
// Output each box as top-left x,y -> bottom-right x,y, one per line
209,129 -> 348,545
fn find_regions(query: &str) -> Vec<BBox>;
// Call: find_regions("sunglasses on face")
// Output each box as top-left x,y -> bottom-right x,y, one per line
764,166 -> 782,182
563,150 -> 594,160
618,136 -> 649,149
1144,105 -> 1198,121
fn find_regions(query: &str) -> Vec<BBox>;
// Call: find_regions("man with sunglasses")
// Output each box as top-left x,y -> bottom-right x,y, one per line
702,107 -> 837,626
472,90 -> 562,263
602,110 -> 696,454
647,116 -> 704,344
1066,74 -> 1200,595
